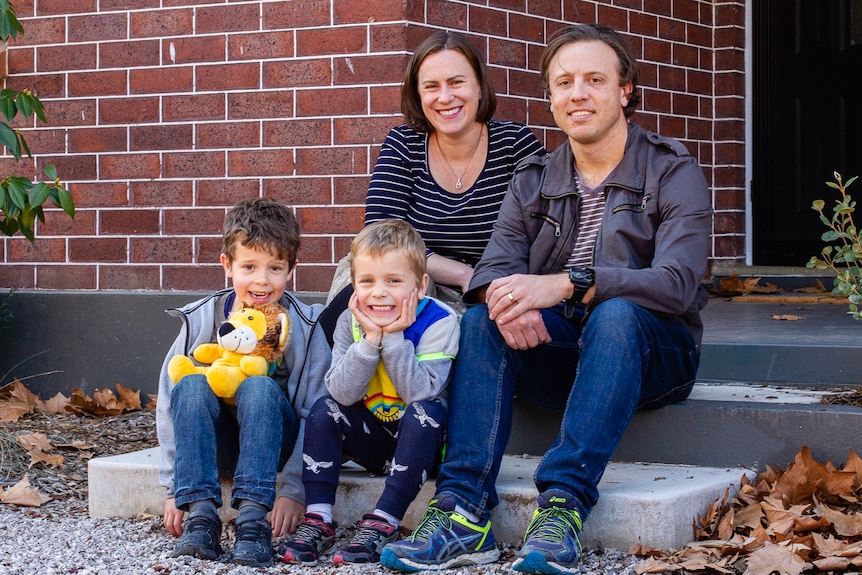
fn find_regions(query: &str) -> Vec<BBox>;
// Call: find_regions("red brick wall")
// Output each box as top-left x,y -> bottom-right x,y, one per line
0,0 -> 746,292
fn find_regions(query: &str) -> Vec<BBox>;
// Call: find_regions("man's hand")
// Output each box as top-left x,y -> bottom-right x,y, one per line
271,496 -> 305,537
495,309 -> 551,350
163,497 -> 185,537
484,274 -> 572,349
486,274 -> 573,323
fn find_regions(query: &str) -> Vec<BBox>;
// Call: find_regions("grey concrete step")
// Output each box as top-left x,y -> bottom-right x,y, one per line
509,382 -> 862,470
698,298 -> 862,386
88,447 -> 752,551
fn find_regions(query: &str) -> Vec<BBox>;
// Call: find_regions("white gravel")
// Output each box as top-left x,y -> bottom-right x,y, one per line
0,500 -> 640,575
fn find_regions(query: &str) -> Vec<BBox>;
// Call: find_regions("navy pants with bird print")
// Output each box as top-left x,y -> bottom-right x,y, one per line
300,395 -> 446,521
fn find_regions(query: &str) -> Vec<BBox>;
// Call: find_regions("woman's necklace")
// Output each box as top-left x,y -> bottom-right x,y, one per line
435,126 -> 483,190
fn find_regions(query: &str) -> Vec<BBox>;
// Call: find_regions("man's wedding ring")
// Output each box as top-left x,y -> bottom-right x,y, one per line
507,292 -> 515,302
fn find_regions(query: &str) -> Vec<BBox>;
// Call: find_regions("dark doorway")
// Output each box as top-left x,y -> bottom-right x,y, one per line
753,0 -> 862,265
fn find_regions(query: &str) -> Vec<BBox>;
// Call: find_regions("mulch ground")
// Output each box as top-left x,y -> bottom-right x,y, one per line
0,409 -> 158,514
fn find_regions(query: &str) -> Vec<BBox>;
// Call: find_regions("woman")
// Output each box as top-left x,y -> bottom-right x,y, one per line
323,31 -> 544,338
366,30 -> 545,294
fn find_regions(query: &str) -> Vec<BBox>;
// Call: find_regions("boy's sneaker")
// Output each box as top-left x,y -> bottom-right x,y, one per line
232,518 -> 273,567
276,513 -> 335,565
173,513 -> 223,560
512,490 -> 583,575
380,497 -> 499,572
332,513 -> 399,565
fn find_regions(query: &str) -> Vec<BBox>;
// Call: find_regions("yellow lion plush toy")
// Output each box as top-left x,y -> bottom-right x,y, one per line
168,302 -> 291,400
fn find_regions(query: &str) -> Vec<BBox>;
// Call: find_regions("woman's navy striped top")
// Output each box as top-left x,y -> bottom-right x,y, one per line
365,120 -> 545,267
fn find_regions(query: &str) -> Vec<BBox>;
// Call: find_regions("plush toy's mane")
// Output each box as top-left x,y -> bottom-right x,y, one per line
250,302 -> 290,363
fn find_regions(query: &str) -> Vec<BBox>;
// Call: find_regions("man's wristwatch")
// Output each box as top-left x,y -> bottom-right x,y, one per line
565,267 -> 595,317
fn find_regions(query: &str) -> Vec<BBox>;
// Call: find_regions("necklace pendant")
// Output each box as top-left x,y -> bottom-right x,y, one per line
456,178 -> 463,190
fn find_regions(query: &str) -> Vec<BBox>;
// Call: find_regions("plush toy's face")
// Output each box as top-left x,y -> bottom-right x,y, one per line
217,308 -> 269,354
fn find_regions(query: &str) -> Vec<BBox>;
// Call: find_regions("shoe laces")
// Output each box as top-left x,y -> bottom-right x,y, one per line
294,518 -> 329,542
408,504 -> 451,542
351,524 -> 389,546
525,506 -> 583,544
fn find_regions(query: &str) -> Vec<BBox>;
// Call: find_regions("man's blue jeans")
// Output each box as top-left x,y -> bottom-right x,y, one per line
435,298 -> 699,521
171,374 -> 299,511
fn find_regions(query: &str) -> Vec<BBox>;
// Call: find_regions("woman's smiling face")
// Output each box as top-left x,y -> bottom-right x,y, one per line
417,49 -> 482,138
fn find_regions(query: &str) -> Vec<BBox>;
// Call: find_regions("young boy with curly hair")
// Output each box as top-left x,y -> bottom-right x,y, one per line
277,219 -> 459,565
156,197 -> 331,567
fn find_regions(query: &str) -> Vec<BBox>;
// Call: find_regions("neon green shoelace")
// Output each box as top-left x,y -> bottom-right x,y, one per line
525,507 -> 582,543
409,505 -> 451,542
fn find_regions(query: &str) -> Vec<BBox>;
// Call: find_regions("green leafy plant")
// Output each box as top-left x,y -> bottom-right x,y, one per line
807,172 -> 862,319
0,0 -> 73,242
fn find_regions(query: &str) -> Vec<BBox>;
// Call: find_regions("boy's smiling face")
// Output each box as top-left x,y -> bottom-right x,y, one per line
221,243 -> 294,310
352,250 -> 428,329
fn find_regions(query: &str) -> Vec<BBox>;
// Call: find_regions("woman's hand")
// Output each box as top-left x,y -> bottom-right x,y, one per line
426,254 -> 474,294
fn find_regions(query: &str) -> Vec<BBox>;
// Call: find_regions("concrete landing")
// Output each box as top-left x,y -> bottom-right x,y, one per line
88,447 -> 753,551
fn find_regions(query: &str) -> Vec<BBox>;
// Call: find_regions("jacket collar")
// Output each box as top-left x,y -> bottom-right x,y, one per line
541,123 -> 648,199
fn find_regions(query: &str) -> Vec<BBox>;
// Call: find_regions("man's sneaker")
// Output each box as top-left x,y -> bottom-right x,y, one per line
232,518 -> 274,567
380,497 -> 499,572
332,513 -> 399,565
512,490 -> 583,574
275,513 -> 335,565
173,513 -> 223,560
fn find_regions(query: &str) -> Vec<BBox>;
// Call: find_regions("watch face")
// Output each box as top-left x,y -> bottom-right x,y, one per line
570,268 -> 593,282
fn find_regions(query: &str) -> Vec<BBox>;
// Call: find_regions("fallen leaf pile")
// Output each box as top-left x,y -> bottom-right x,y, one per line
633,446 -> 862,574
715,274 -> 781,297
1,380 -> 157,510
0,380 -> 154,422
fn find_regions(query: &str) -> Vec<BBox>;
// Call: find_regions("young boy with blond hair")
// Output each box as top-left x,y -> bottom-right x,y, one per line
277,219 -> 459,565
156,197 -> 331,567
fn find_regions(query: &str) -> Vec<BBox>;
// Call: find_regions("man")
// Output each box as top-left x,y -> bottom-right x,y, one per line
380,23 -> 711,575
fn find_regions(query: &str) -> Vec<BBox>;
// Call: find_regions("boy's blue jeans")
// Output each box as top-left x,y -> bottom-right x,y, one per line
435,298 -> 699,521
171,375 -> 299,511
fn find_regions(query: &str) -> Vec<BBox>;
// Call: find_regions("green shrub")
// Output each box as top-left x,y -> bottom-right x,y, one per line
0,0 -> 73,242
807,172 -> 862,319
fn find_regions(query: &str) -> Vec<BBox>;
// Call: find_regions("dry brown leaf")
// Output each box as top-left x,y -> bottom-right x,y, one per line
630,543 -> 665,557
811,532 -> 862,557
93,388 -> 124,413
742,277 -> 779,294
636,557 -> 681,574
812,556 -> 851,570
28,451 -> 64,468
0,475 -> 51,507
818,469 -> 857,503
743,542 -> 808,575
815,501 -> 862,537
794,279 -> 828,294
842,449 -> 862,488
16,432 -> 53,453
43,392 -> 70,413
7,380 -> 42,408
734,502 -> 764,530
772,447 -> 826,505
0,399 -> 35,422
115,383 -> 142,410
771,314 -> 801,321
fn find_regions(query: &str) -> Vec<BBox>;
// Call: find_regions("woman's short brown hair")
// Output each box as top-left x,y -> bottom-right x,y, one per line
539,24 -> 641,118
401,30 -> 497,133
